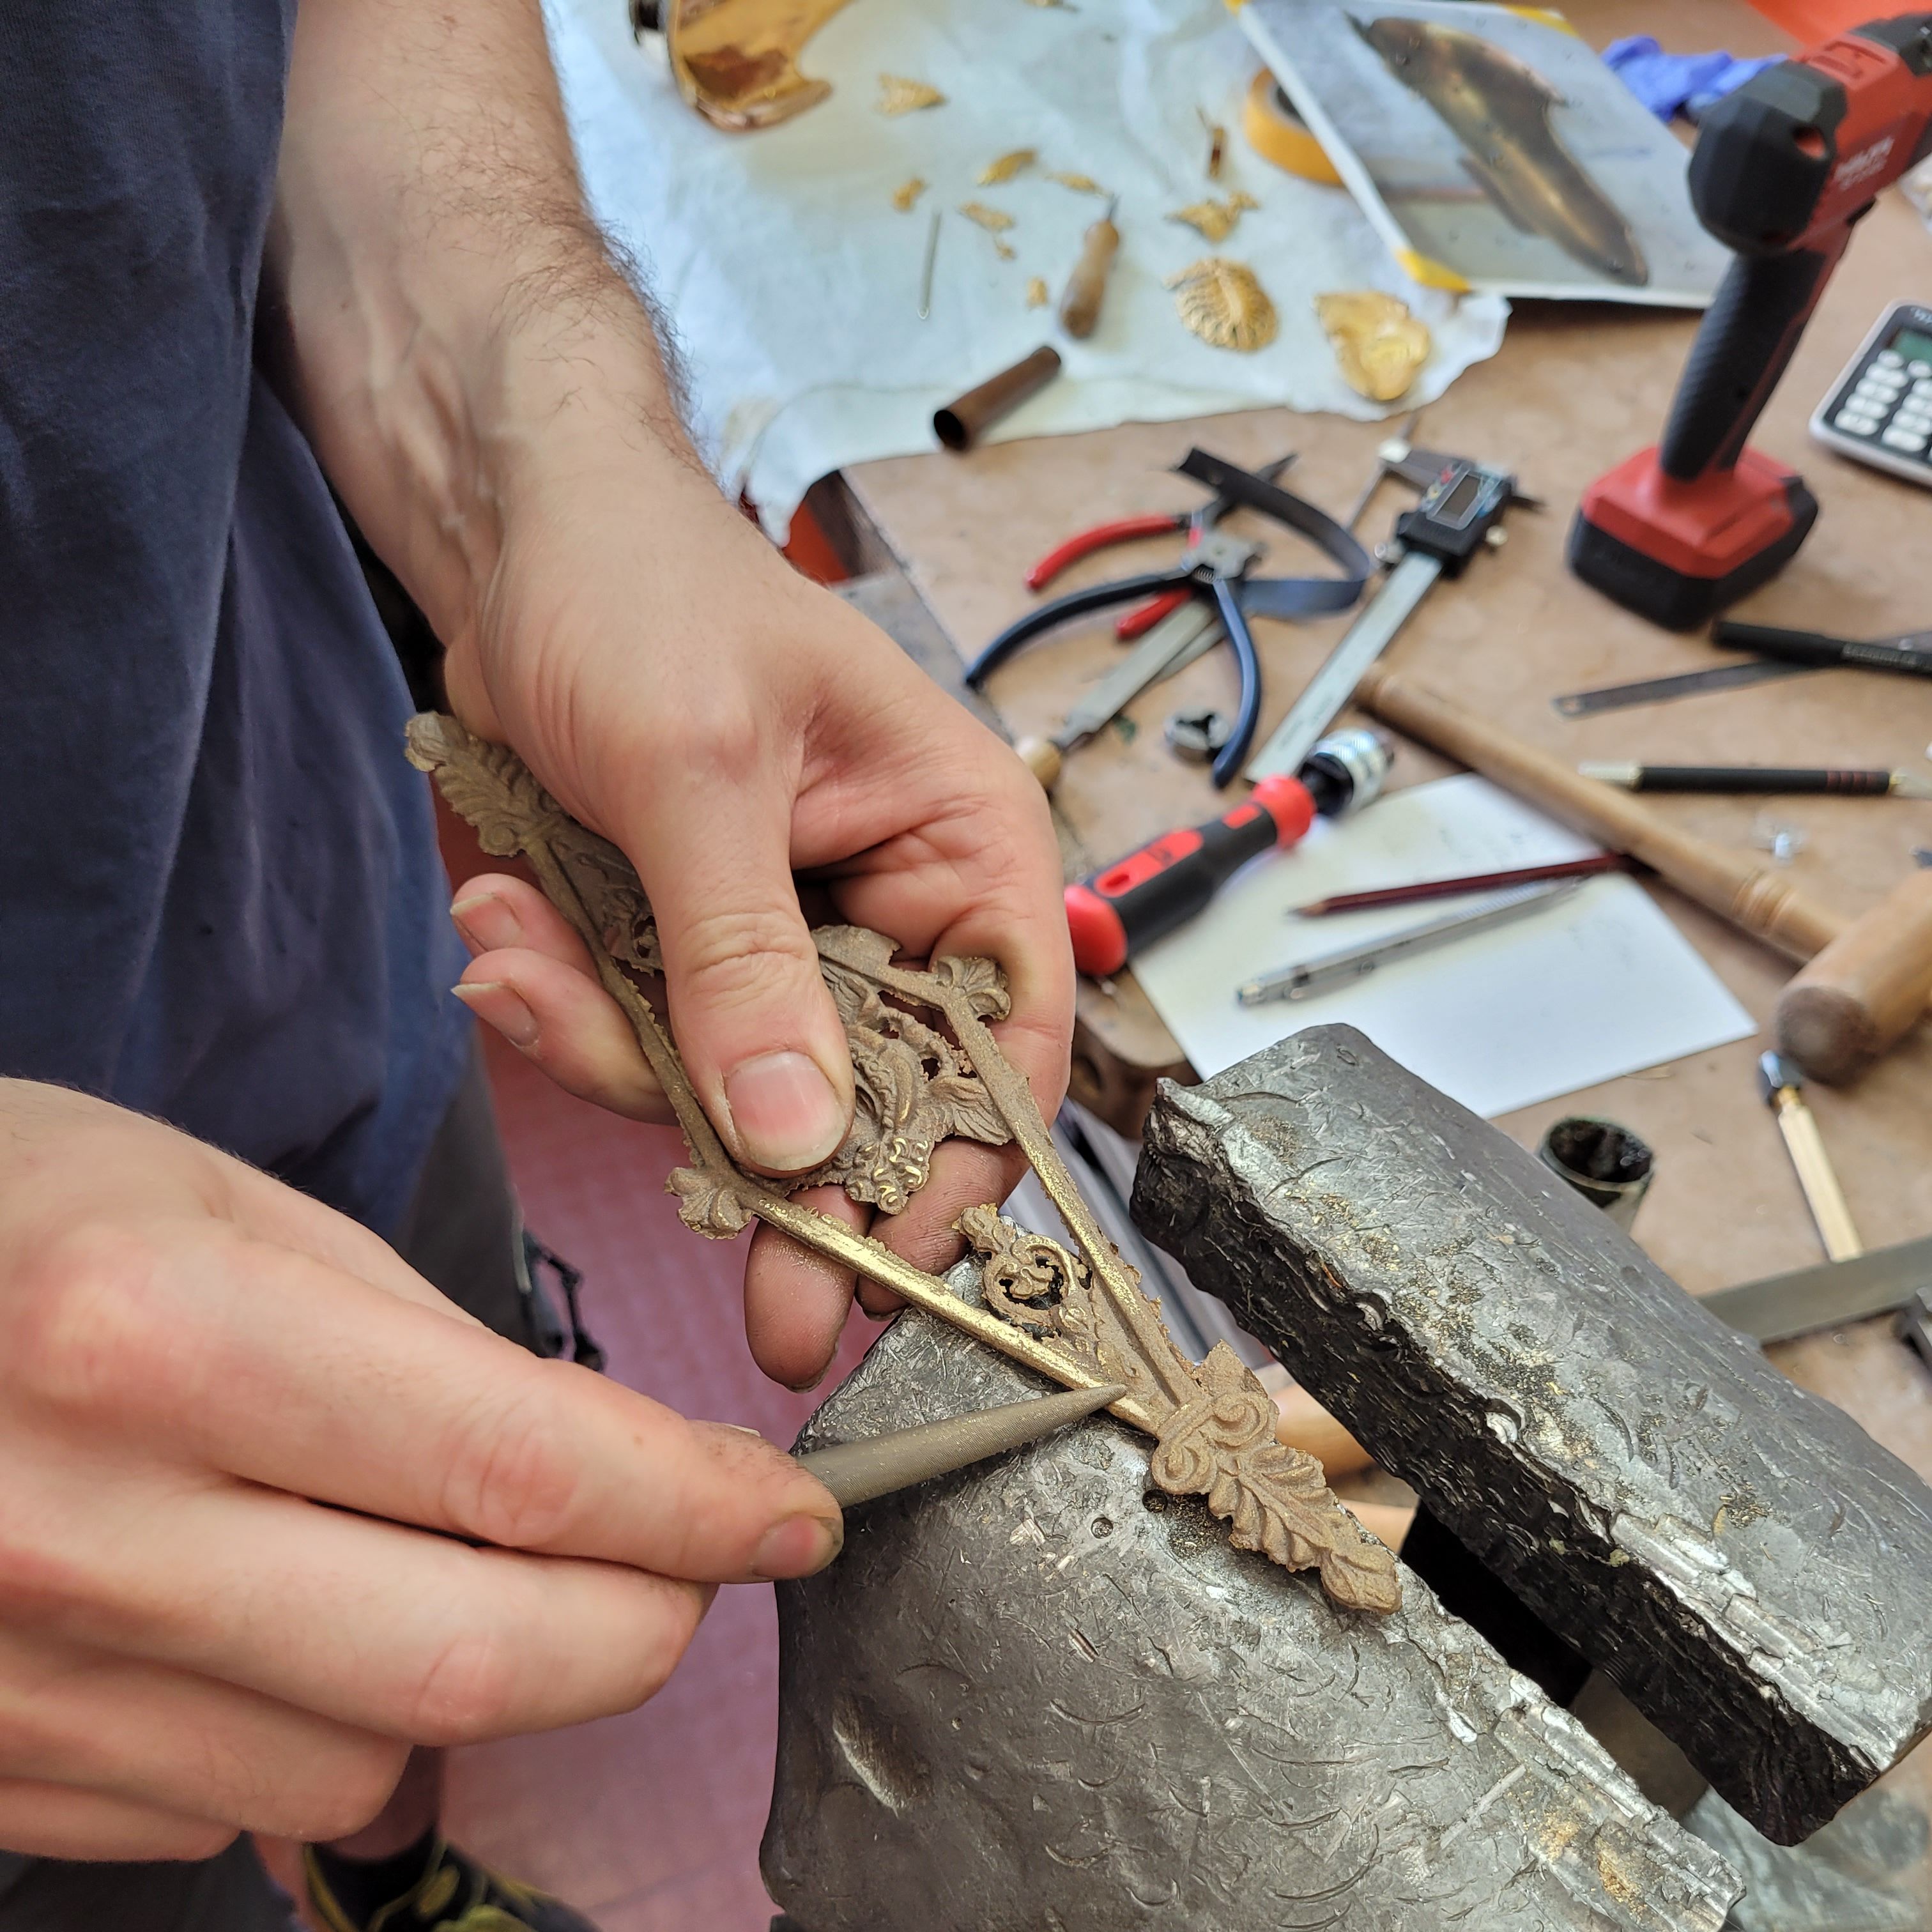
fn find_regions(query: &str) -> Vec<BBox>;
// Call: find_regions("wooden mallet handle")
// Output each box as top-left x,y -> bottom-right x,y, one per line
1353,666 -> 1932,1077
1774,870 -> 1932,1083
1354,666 -> 1845,958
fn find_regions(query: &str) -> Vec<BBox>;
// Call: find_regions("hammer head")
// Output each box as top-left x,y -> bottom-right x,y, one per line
1130,1023 -> 1932,1843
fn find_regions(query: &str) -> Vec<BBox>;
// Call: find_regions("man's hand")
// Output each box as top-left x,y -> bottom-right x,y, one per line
442,530 -> 1073,1392
0,1083 -> 839,1861
267,0 -> 1076,1393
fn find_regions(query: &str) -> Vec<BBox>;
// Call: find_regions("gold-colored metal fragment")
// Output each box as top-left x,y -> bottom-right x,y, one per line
958,201 -> 1015,233
1167,191 -> 1258,243
956,1209 -> 1399,1611
1046,171 -> 1104,194
1314,288 -> 1437,401
659,0 -> 855,133
891,176 -> 927,213
993,238 -> 1016,261
1025,276 -> 1048,307
405,712 -> 1399,1618
1167,257 -> 1278,351
877,73 -> 945,116
1314,289 -> 1432,402
978,149 -> 1036,185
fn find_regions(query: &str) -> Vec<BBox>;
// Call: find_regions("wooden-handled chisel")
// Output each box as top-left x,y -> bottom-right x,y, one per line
1058,197 -> 1119,339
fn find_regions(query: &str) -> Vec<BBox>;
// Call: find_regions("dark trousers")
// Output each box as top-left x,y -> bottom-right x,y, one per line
0,1044 -> 532,1930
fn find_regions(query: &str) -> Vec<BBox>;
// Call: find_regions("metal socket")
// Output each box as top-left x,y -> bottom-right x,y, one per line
1537,1116 -> 1654,1234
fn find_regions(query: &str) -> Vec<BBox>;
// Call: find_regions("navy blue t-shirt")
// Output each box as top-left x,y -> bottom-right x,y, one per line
0,6 -> 471,1234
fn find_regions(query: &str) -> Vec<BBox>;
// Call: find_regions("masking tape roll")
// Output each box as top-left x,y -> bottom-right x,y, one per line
1243,69 -> 1343,187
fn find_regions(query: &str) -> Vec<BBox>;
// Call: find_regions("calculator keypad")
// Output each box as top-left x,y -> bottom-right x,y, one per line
1823,316 -> 1932,474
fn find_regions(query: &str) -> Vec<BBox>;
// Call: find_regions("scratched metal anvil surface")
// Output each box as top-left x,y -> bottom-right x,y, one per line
1130,1025 -> 1932,1846
762,1278 -> 1742,1932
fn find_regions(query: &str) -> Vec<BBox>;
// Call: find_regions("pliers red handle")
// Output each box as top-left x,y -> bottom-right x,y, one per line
1022,456 -> 1295,635
1025,514 -> 1188,592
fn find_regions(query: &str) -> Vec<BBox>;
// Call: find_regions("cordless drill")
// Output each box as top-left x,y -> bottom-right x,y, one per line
1569,16 -> 1932,630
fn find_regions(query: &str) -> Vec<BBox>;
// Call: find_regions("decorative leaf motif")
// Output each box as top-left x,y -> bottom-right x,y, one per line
1151,1346 -> 1400,1614
404,715 -> 562,859
1315,289 -> 1431,403
1167,257 -> 1278,353
930,953 -> 1011,1020
955,1209 -> 1172,1429
667,1166 -> 754,1238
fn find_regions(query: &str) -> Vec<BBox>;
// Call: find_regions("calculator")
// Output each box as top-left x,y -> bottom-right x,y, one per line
1809,300 -> 1932,486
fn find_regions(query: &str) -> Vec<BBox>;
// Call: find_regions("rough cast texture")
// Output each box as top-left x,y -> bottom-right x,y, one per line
762,1287 -> 1740,1931
1129,1025 -> 1932,1844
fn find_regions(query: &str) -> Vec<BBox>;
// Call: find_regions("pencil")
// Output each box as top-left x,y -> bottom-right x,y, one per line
1579,762 -> 1932,798
1288,852 -> 1627,917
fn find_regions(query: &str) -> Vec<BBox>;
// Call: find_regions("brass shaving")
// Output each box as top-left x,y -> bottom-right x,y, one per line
1167,190 -> 1257,243
1168,257 -> 1277,351
978,148 -> 1037,185
1026,276 -> 1048,307
876,74 -> 945,116
958,201 -> 1015,233
1046,171 -> 1104,194
994,238 -> 1016,261
891,176 -> 927,212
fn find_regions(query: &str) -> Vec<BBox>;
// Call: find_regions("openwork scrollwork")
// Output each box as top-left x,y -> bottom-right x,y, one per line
406,714 -> 1399,1616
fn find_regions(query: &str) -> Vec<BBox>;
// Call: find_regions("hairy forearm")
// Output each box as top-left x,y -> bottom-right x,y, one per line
264,0 -> 707,659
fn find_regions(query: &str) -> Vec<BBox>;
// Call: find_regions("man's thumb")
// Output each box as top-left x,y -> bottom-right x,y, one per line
645,818 -> 854,1177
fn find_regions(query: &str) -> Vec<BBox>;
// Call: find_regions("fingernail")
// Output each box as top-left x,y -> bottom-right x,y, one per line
450,893 -> 521,956
723,1052 -> 848,1172
452,981 -> 538,1048
751,1512 -> 843,1580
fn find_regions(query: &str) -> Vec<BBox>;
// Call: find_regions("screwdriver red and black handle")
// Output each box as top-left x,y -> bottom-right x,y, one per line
1062,737 -> 1383,976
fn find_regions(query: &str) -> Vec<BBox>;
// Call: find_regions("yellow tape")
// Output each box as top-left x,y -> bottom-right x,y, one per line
1243,70 -> 1344,187
1394,247 -> 1471,293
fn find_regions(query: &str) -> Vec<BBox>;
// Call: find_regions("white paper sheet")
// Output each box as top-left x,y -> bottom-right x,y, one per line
542,0 -> 1510,539
1131,775 -> 1756,1117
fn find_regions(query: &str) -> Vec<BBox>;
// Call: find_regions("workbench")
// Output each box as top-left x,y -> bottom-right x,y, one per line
827,0 -> 1930,1330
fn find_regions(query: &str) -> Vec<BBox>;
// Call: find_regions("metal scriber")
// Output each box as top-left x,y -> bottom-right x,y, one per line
1237,878 -> 1581,1006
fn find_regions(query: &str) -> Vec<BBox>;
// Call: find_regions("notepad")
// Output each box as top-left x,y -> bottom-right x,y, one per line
1131,774 -> 1755,1118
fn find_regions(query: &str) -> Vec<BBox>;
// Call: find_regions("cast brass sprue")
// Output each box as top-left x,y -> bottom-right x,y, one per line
407,714 -> 1399,1616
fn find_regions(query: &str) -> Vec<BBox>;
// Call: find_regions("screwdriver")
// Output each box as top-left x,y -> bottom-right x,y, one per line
1058,195 -> 1120,340
1063,729 -> 1389,977
1758,1051 -> 1862,1263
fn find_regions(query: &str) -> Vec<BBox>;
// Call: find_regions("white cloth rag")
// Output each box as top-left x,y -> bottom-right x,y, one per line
544,0 -> 1511,537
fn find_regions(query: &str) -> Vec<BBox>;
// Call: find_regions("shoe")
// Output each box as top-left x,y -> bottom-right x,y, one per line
303,1838 -> 600,1932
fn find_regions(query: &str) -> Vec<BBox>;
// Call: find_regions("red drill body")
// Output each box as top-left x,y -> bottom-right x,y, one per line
1569,17 -> 1932,629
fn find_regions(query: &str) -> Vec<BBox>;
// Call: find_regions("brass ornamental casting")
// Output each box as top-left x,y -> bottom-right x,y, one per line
406,714 -> 1400,1616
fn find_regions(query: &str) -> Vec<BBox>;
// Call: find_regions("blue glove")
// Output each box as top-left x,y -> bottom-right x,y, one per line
1604,34 -> 1782,123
